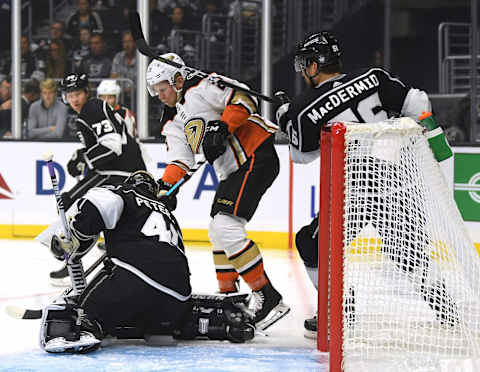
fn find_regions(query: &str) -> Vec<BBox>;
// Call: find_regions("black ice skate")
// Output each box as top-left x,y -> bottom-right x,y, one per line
304,314 -> 317,339
250,281 -> 290,331
49,263 -> 70,287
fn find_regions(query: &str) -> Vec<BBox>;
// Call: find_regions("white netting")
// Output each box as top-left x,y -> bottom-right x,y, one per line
340,118 -> 480,368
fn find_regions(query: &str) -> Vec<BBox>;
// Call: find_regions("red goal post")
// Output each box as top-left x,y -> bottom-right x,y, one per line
317,119 -> 480,372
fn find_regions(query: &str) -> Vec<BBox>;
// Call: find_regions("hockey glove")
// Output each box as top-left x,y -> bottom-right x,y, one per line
202,120 -> 229,164
67,148 -> 86,177
274,91 -> 291,134
50,233 -> 80,260
157,179 -> 178,211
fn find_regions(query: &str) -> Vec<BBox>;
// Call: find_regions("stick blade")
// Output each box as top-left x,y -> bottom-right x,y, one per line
5,305 -> 42,319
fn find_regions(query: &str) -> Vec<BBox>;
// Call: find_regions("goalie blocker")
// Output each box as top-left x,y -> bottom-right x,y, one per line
40,171 -> 255,353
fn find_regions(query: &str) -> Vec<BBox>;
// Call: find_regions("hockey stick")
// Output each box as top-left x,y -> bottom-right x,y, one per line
129,11 -> 278,104
6,252 -> 107,320
165,157 -> 207,197
44,152 -> 86,296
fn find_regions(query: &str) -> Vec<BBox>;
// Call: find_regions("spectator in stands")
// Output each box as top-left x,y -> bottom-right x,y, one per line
66,0 -> 104,43
149,0 -> 172,47
0,75 -> 12,138
203,0 -> 225,15
170,6 -> 188,31
46,41 -> 69,79
21,80 -> 41,138
20,35 -> 39,78
1,35 -> 45,78
110,31 -> 136,83
27,79 -> 68,139
77,33 -> 112,78
50,20 -> 72,57
71,26 -> 91,71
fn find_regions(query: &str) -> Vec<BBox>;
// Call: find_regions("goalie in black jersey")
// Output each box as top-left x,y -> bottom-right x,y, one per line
40,171 -> 255,353
37,72 -> 146,285
276,31 -> 457,337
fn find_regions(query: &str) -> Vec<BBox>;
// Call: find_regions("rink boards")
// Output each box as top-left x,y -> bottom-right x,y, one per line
0,141 -> 478,249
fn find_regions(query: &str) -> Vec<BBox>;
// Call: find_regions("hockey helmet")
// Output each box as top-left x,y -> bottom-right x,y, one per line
97,79 -> 121,102
294,32 -> 342,72
146,53 -> 186,96
125,170 -> 159,197
60,73 -> 89,93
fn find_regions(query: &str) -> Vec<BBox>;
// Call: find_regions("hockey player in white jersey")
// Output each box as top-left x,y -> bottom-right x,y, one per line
96,79 -> 137,137
146,53 -> 290,330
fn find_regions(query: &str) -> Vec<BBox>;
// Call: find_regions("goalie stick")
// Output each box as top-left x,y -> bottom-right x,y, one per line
129,11 -> 279,104
43,152 -> 86,296
6,252 -> 107,320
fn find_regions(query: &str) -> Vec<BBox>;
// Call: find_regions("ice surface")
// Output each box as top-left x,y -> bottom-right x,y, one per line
0,239 -> 325,371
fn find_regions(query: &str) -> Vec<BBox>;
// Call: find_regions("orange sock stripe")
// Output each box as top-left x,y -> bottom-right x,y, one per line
229,240 -> 254,260
233,154 -> 255,216
216,271 -> 239,293
240,261 -> 268,291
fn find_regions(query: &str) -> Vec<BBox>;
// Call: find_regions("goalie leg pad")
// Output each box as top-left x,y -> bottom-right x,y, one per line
173,293 -> 255,343
40,298 -> 103,353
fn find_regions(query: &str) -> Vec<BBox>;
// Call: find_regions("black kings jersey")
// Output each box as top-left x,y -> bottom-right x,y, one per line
71,184 -> 190,297
76,98 -> 146,176
285,67 -> 430,162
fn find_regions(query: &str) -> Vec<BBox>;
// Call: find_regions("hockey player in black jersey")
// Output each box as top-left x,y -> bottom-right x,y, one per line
40,171 -> 255,353
276,31 -> 458,336
42,73 -> 146,284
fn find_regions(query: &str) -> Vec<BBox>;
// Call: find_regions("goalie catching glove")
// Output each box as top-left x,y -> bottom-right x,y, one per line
202,120 -> 229,164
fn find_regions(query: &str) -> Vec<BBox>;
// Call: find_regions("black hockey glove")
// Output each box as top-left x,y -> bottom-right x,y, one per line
202,120 -> 229,164
67,148 -> 86,177
157,179 -> 178,211
274,91 -> 291,134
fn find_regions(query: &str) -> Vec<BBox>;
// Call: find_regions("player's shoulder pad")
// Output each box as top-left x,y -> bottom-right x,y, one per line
79,98 -> 112,123
83,185 -> 124,229
180,74 -> 206,103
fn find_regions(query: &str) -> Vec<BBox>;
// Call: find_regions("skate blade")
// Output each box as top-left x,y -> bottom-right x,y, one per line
304,329 -> 317,339
50,277 -> 71,287
255,302 -> 290,331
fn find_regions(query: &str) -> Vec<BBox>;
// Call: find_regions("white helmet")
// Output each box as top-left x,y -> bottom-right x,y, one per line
146,53 -> 186,97
97,79 -> 121,102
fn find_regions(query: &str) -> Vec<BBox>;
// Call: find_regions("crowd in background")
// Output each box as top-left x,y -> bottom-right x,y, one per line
0,0 -> 259,140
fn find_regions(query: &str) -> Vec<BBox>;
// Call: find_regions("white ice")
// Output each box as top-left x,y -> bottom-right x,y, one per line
0,239 -> 326,371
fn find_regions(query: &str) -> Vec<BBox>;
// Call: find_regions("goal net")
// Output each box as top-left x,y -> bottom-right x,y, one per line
317,118 -> 480,372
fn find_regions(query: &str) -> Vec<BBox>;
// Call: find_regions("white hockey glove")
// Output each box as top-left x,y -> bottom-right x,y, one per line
50,233 -> 80,261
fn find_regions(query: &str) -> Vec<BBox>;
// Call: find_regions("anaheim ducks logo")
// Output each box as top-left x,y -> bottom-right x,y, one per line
184,118 -> 206,154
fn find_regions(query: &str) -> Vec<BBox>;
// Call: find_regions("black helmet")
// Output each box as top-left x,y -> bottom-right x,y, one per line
294,31 -> 342,72
60,73 -> 89,93
125,171 -> 159,197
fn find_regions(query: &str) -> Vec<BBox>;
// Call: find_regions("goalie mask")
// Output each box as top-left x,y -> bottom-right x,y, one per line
125,171 -> 159,197
146,53 -> 187,97
294,31 -> 342,73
